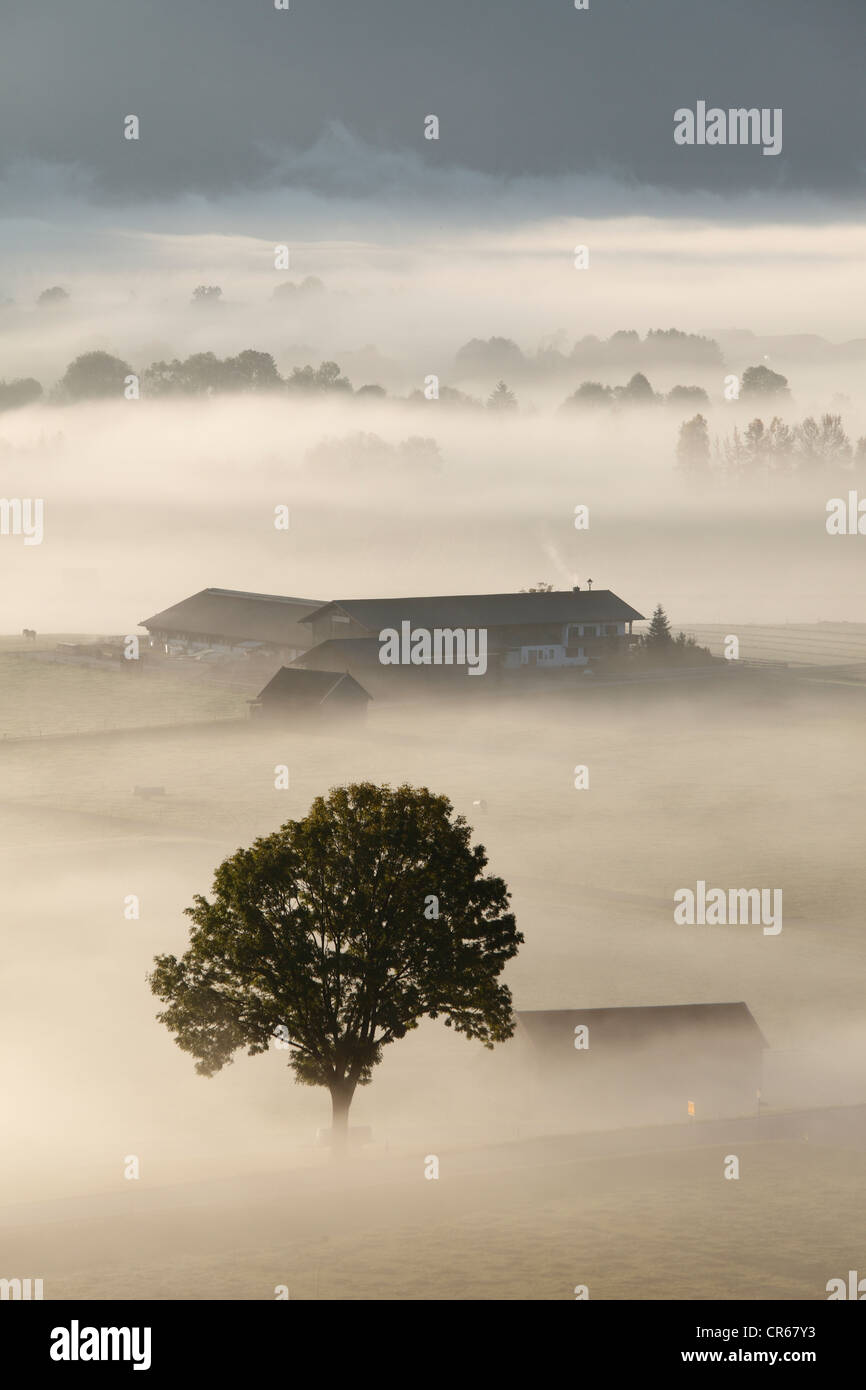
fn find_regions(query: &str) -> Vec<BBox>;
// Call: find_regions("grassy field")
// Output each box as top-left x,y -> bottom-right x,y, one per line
3,1135 -> 862,1300
0,633 -> 96,653
0,649 -> 249,738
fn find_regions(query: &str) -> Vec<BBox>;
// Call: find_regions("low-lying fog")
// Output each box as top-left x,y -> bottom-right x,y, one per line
1,680 -> 864,1208
1,230 -> 864,1297
1,386 -> 864,637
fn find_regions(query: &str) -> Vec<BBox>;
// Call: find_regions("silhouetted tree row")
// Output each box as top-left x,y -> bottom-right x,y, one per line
455,328 -> 724,380
0,351 -> 390,407
0,348 -> 798,420
563,372 -> 709,410
0,350 -> 530,410
676,411 -> 866,477
564,363 -> 792,415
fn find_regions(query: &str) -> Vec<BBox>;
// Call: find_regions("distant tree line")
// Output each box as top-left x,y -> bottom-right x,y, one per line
24,279 -> 325,309
0,335 -> 808,428
563,363 -> 793,414
304,432 -> 442,470
455,328 -> 724,380
0,351 -> 390,408
0,353 -> 536,412
676,411 -> 866,478
405,381 -> 521,411
563,371 -> 709,410
19,288 -> 722,375
0,355 -> 793,416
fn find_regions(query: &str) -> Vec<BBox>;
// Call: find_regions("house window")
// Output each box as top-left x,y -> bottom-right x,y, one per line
522,646 -> 559,665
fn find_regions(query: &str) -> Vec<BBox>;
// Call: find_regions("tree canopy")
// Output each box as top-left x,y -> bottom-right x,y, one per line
676,413 -> 710,472
0,377 -> 42,411
142,349 -> 281,396
37,286 -> 69,306
60,351 -> 133,401
487,380 -> 518,411
645,604 -> 673,645
149,783 -> 522,1149
741,364 -> 789,398
285,360 -> 352,394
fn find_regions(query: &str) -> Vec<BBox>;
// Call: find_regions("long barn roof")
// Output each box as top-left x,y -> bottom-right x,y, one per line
516,1003 -> 768,1051
302,589 -> 644,631
140,588 -> 323,644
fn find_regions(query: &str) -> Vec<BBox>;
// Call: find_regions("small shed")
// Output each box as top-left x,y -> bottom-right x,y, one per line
250,667 -> 372,723
516,1002 -> 767,1124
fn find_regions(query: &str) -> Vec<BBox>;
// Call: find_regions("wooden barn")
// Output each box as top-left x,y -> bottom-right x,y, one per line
140,588 -> 322,662
250,668 -> 372,724
516,1002 -> 767,1125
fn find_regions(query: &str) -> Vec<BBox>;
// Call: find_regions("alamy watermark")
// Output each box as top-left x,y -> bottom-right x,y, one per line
674,880 -> 782,935
50,1321 -> 152,1371
674,103 -> 782,157
379,623 -> 487,676
1,1277 -> 43,1300
826,492 -> 865,535
826,1270 -> 866,1299
0,498 -> 43,545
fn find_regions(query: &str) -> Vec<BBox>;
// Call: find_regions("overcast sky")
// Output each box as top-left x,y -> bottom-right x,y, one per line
1,0 -> 863,211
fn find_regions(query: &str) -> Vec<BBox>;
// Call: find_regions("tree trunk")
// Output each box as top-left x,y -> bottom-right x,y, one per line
329,1082 -> 353,1160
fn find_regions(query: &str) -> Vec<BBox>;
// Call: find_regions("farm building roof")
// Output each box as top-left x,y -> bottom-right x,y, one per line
302,589 -> 644,631
139,588 -> 323,644
289,638 -> 383,666
516,1002 -> 768,1052
255,668 -> 372,704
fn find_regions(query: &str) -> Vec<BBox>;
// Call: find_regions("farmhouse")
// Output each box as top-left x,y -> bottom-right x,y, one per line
516,1002 -> 767,1125
139,588 -> 322,662
138,584 -> 644,682
250,667 -> 372,723
301,588 -> 644,673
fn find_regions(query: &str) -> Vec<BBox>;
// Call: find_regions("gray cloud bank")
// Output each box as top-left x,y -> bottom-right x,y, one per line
0,0 -> 862,210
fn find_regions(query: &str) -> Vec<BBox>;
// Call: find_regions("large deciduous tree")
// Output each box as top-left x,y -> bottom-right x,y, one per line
149,783 -> 522,1151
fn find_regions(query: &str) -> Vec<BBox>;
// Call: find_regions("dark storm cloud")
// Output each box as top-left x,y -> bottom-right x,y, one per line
0,0 -> 862,202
